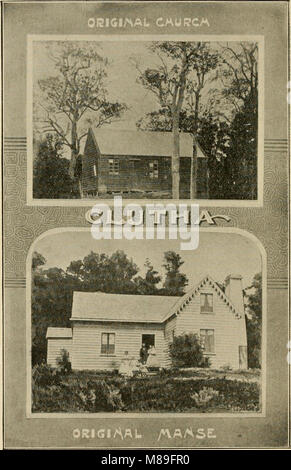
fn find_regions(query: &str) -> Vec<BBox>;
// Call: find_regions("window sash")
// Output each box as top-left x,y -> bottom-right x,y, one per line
109,159 -> 119,175
149,160 -> 158,178
200,329 -> 215,353
200,293 -> 213,313
101,333 -> 115,354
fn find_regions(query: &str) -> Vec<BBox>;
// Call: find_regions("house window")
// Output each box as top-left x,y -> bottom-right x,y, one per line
93,164 -> 97,177
101,333 -> 115,355
200,293 -> 213,313
149,161 -> 158,178
200,329 -> 215,353
109,159 -> 119,175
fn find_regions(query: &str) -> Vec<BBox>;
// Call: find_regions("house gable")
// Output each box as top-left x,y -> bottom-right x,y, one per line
171,276 -> 247,369
163,275 -> 242,323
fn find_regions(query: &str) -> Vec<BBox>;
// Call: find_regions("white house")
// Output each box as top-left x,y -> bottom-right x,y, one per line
46,274 -> 248,370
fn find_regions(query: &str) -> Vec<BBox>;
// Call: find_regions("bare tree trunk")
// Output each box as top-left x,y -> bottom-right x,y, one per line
69,120 -> 82,198
69,120 -> 78,178
172,114 -> 180,199
190,94 -> 200,199
190,145 -> 197,199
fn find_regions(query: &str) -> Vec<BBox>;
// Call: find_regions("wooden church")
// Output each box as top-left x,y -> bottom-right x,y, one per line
81,128 -> 209,199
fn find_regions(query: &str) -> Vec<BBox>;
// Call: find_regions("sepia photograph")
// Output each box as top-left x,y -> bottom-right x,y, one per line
3,0 -> 288,450
29,36 -> 262,203
28,229 -> 265,416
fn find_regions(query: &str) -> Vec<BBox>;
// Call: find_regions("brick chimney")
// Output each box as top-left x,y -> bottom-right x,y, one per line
225,274 -> 244,315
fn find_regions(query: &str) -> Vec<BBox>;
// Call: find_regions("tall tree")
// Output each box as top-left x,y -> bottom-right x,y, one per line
162,251 -> 188,296
134,259 -> 162,295
244,273 -> 262,368
219,42 -> 258,112
68,250 -> 139,294
36,41 -> 127,194
216,42 -> 258,198
32,253 -> 73,365
33,134 -> 76,199
136,42 -> 219,199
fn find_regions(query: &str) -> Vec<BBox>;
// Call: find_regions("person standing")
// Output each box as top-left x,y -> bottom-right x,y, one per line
139,343 -> 148,364
146,345 -> 159,368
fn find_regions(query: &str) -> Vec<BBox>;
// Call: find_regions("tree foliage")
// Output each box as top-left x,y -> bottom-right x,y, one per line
32,249 -> 189,364
33,135 -> 76,199
35,41 -> 127,191
32,253 -> 74,365
67,250 -> 139,293
162,251 -> 188,296
244,273 -> 262,368
137,41 -> 258,200
134,259 -> 162,295
136,41 -> 219,198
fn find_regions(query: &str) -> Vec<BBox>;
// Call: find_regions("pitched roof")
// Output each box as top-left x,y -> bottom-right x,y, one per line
70,276 -> 243,325
71,291 -> 181,323
162,275 -> 243,322
46,327 -> 72,339
89,128 -> 194,158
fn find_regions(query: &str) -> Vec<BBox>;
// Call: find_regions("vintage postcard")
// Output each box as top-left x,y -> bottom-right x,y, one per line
2,0 -> 290,450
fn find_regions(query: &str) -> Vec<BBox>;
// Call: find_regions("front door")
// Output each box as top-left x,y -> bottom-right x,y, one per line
142,334 -> 155,351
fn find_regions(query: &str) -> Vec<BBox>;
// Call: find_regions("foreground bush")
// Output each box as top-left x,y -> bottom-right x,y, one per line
32,364 -> 61,387
169,333 -> 208,368
32,370 -> 260,413
56,349 -> 72,374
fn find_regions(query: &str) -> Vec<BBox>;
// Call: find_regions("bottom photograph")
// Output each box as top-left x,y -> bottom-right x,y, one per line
29,229 -> 264,415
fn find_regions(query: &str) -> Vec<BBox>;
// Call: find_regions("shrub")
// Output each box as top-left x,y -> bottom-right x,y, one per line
169,333 -> 205,367
91,380 -> 124,412
191,387 -> 220,408
56,349 -> 72,374
200,357 -> 211,368
32,371 -> 261,413
32,363 -> 60,387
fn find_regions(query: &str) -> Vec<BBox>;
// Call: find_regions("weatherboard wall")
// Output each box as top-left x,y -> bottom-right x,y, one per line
163,315 -> 177,367
175,283 -> 248,369
47,338 -> 73,368
81,129 -> 99,194
71,321 -> 168,370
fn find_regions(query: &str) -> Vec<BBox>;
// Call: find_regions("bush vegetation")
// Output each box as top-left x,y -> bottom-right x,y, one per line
32,367 -> 260,413
169,333 -> 210,368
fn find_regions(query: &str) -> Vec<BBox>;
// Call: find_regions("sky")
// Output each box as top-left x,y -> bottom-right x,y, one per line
33,40 -> 161,133
32,39 -> 243,144
33,230 -> 262,289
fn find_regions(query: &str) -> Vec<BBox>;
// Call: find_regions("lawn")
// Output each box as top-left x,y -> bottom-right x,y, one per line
32,365 -> 261,413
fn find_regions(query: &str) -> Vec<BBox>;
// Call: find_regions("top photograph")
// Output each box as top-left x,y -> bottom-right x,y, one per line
28,36 -> 262,204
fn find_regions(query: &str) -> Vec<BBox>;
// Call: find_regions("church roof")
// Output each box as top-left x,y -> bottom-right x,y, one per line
89,128 -> 196,158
